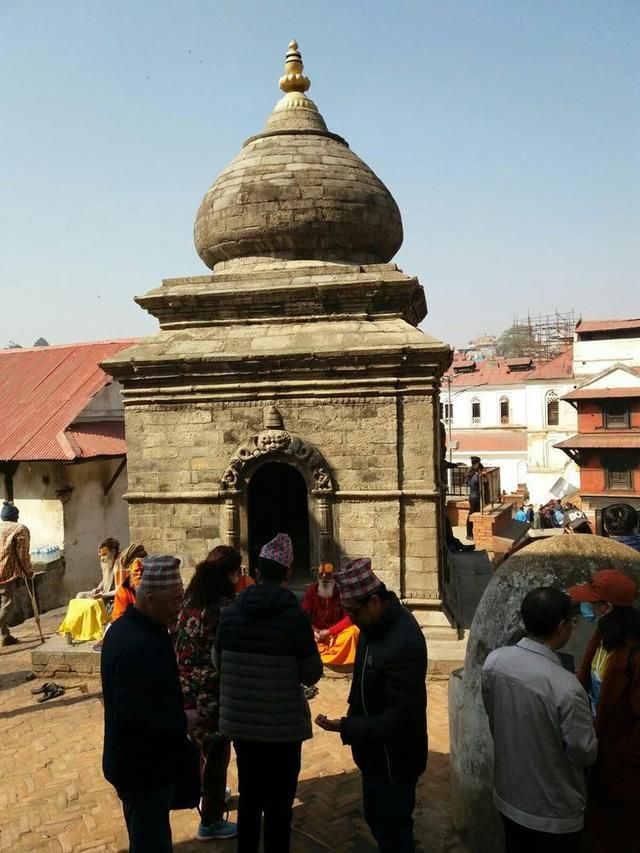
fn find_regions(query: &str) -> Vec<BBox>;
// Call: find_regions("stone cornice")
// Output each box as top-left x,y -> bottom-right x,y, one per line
134,265 -> 426,328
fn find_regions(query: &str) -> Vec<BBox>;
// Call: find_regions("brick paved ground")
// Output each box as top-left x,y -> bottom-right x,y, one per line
0,611 -> 464,853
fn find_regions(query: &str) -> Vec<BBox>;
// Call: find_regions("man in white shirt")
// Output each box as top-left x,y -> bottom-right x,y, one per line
482,587 -> 597,853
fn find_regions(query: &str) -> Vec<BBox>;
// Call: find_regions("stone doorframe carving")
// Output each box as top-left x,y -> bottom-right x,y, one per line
220,406 -> 335,562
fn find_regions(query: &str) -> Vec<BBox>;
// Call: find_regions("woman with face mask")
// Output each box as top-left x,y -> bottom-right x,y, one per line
568,570 -> 640,853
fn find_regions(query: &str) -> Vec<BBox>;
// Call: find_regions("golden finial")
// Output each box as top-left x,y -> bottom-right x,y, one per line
279,39 -> 311,94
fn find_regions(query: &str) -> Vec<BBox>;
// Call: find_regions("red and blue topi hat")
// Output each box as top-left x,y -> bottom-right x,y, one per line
334,557 -> 381,604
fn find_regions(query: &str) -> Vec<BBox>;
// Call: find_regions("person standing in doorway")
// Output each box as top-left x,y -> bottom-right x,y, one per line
101,555 -> 190,853
214,533 -> 322,853
482,587 -> 597,853
0,501 -> 33,646
315,557 -> 428,853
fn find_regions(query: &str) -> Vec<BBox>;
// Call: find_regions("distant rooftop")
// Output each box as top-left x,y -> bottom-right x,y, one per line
576,318 -> 640,339
0,339 -> 137,461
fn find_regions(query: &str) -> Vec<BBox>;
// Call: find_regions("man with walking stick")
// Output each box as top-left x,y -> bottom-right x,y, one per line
0,501 -> 34,646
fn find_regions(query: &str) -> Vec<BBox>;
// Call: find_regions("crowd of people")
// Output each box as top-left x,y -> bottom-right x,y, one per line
483,570 -> 640,853
99,532 -> 428,853
3,493 -> 640,853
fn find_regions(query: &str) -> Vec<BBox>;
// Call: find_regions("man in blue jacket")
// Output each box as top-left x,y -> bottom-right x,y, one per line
214,532 -> 322,853
316,557 -> 428,853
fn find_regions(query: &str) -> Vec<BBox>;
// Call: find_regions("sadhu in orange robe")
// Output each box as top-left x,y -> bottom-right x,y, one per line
301,580 -> 359,665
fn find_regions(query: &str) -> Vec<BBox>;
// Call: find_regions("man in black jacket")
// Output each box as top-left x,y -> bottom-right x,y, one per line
101,555 -> 189,853
214,532 -> 322,853
316,557 -> 427,853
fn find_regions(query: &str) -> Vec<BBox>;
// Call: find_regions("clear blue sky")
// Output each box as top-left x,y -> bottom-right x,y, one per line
1,0 -> 638,349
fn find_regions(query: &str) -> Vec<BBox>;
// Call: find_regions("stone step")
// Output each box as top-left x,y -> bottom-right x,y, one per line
31,633 -> 101,678
428,637 -> 468,681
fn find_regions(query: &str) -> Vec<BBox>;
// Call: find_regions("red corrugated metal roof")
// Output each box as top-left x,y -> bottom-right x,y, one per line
554,433 -> 640,449
451,430 -> 528,452
576,319 -> 640,334
66,421 -> 126,458
527,348 -> 574,380
0,340 -> 137,461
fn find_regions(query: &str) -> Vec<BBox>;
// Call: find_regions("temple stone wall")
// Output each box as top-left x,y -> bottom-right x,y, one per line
124,393 -> 442,596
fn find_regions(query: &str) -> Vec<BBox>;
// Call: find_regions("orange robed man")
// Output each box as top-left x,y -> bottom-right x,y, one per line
302,563 -> 359,665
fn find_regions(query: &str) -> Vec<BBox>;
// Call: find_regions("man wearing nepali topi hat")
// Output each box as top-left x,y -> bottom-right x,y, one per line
316,557 -> 427,853
214,532 -> 322,853
101,555 -> 190,853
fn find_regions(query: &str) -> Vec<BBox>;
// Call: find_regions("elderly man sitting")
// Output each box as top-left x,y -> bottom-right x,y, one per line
302,563 -> 359,666
76,538 -> 120,603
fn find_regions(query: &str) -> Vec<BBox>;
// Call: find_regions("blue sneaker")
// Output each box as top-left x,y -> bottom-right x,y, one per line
196,819 -> 237,841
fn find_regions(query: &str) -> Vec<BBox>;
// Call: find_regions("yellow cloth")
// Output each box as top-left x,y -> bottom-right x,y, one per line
58,598 -> 109,642
317,625 -> 360,666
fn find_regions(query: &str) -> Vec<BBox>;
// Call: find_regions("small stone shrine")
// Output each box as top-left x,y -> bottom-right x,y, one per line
104,42 -> 452,624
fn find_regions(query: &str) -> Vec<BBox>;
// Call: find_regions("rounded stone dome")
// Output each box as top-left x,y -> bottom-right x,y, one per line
194,42 -> 403,270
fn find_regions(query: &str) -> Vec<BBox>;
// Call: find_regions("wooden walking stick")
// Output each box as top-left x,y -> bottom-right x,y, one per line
23,573 -> 45,644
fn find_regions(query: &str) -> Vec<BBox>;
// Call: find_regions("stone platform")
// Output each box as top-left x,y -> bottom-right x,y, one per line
31,632 -> 102,678
31,633 -> 466,680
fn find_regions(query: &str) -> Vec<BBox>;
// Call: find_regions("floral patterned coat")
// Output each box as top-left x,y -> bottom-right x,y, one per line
176,594 -> 232,736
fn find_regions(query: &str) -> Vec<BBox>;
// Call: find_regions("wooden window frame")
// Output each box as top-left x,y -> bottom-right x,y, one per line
604,401 -> 630,429
546,391 -> 559,427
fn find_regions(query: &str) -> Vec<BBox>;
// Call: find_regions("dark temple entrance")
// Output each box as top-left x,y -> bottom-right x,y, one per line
247,462 -> 311,588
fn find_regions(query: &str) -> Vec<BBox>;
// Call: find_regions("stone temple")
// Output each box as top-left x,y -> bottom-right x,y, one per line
104,41 -> 452,628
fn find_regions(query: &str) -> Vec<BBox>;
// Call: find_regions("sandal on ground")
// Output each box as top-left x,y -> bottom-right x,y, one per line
37,684 -> 65,703
1,634 -> 20,647
31,682 -> 58,695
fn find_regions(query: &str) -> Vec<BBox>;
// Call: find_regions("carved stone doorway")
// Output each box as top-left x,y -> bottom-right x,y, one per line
247,461 -> 311,588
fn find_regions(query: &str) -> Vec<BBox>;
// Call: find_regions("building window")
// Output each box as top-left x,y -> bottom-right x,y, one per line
441,402 -> 453,422
499,396 -> 510,425
606,466 -> 633,490
471,398 -> 481,424
546,390 -> 559,426
604,401 -> 630,429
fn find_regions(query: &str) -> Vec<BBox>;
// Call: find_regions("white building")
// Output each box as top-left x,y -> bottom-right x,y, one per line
441,318 -> 640,507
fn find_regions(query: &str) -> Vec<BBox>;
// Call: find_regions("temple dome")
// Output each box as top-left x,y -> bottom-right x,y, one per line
194,41 -> 403,270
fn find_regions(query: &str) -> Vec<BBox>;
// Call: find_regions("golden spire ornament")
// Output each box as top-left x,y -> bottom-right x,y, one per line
279,40 -> 311,94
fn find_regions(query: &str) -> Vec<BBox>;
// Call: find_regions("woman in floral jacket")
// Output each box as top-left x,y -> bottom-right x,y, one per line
176,545 -> 241,842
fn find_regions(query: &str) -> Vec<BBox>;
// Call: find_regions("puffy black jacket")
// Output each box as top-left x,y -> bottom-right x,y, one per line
101,605 -> 189,794
214,583 -> 322,743
340,593 -> 428,782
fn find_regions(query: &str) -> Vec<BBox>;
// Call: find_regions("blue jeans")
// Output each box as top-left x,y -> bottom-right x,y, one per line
362,775 -> 417,853
121,785 -> 174,853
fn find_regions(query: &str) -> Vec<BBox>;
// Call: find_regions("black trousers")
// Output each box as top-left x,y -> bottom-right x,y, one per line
120,785 -> 174,853
501,813 -> 582,853
362,775 -> 417,853
467,497 -> 480,538
234,740 -> 301,853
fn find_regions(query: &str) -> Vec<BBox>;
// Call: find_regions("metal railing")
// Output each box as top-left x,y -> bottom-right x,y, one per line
480,467 -> 502,512
446,465 -> 502,513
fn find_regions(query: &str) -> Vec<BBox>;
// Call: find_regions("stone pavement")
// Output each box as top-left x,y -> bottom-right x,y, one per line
0,611 -> 465,853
